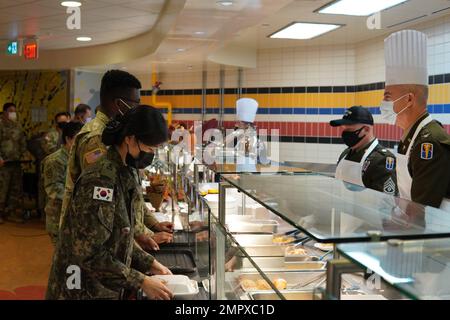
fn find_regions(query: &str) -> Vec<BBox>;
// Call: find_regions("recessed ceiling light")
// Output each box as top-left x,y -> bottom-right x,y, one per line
317,0 -> 408,16
217,1 -> 233,6
61,1 -> 82,7
269,22 -> 342,40
176,48 -> 186,52
76,36 -> 92,42
194,31 -> 205,35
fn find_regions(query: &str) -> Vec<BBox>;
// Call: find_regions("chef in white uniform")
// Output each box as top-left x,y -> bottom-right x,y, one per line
223,98 -> 269,172
382,30 -> 450,210
331,106 -> 398,195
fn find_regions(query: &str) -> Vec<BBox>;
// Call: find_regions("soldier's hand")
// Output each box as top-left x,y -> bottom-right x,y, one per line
142,276 -> 173,300
152,231 -> 173,244
155,221 -> 174,232
150,260 -> 173,275
136,234 -> 159,251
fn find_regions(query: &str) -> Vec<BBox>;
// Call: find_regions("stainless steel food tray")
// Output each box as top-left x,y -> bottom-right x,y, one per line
248,290 -> 315,300
238,271 -> 326,292
241,257 -> 326,271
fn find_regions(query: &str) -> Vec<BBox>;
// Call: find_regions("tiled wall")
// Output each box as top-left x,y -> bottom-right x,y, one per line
138,16 -> 450,165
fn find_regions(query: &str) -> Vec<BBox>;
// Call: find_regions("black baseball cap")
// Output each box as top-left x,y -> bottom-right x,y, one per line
329,106 -> 374,127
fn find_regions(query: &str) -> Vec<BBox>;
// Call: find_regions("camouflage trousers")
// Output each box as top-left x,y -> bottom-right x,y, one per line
0,165 -> 23,218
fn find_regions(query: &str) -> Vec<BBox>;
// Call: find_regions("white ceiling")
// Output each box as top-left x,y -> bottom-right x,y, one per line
237,0 -> 450,49
0,0 -> 165,49
2,0 -> 450,71
108,0 -> 450,73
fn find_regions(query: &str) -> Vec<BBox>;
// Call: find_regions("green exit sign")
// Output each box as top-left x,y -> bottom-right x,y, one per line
6,41 -> 18,55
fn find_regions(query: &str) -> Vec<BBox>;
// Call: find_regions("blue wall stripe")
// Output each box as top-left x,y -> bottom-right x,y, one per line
163,104 -> 450,115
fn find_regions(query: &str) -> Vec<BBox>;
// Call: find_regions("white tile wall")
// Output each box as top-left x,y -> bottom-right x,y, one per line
146,15 -> 450,165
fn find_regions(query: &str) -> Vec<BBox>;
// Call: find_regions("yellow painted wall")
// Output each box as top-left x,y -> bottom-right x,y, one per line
0,70 -> 69,138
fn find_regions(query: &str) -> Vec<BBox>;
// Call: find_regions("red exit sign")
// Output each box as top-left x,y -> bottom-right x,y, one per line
24,42 -> 38,60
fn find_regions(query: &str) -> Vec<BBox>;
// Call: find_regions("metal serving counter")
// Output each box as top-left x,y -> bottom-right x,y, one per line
176,157 -> 450,300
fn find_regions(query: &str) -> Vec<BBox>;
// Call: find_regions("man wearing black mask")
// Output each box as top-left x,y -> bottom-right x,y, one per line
61,70 -> 173,251
330,106 -> 398,195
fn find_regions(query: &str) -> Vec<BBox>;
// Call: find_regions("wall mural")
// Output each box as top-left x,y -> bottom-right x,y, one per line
0,70 -> 69,138
0,70 -> 69,178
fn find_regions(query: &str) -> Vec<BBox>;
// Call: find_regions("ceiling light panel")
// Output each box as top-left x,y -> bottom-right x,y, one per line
317,0 -> 408,16
269,22 -> 342,40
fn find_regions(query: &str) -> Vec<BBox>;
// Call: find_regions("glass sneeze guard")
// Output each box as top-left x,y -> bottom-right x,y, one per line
337,239 -> 450,300
220,173 -> 450,243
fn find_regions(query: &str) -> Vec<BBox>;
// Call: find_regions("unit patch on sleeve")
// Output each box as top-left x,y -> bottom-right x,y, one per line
420,143 -> 434,160
385,157 -> 395,171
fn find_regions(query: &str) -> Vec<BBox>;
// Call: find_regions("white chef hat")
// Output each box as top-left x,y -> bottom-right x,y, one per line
384,30 -> 428,86
236,98 -> 258,123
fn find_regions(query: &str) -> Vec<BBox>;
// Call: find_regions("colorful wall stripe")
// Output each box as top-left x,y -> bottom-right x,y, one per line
141,73 -> 450,145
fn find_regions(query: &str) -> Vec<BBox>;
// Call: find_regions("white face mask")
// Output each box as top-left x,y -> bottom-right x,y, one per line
380,93 -> 411,125
85,117 -> 93,123
8,112 -> 17,122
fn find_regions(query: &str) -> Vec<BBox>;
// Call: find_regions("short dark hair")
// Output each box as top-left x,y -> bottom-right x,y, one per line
3,102 -> 16,112
61,122 -> 83,145
100,70 -> 142,105
54,112 -> 71,123
102,105 -> 168,147
74,104 -> 91,117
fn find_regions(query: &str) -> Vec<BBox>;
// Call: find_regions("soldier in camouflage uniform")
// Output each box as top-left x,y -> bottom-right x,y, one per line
331,106 -> 398,195
46,106 -> 173,300
43,122 -> 82,245
43,112 -> 71,156
60,70 -> 173,250
38,112 -> 71,219
0,103 -> 27,224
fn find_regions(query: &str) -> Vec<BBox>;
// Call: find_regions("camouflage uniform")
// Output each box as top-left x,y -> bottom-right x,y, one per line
46,148 -> 154,300
60,110 -> 158,237
0,118 -> 27,220
42,147 -> 69,245
37,128 -> 61,219
43,128 -> 61,156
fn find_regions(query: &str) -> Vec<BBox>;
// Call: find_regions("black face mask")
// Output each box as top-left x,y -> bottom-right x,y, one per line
126,141 -> 155,169
342,127 -> 365,148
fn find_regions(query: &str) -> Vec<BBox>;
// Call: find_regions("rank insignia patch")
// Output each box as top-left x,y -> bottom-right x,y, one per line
93,187 -> 114,202
420,143 -> 433,160
383,178 -> 396,195
386,157 -> 395,171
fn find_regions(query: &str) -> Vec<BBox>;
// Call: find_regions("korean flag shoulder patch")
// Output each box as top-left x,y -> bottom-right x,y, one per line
420,143 -> 434,160
93,186 -> 114,202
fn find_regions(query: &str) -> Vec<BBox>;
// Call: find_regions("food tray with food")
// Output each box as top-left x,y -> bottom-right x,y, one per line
238,271 -> 326,292
248,290 -> 315,300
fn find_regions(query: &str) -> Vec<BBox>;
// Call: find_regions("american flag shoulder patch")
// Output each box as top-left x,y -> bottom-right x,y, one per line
85,148 -> 105,164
